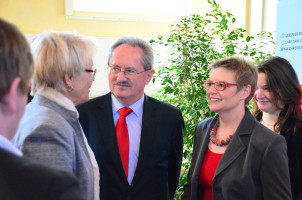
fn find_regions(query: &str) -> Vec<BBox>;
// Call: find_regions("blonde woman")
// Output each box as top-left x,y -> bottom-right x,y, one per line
13,32 -> 99,200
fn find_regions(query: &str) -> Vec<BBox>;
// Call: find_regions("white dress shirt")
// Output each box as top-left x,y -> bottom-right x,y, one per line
112,94 -> 144,184
0,134 -> 23,157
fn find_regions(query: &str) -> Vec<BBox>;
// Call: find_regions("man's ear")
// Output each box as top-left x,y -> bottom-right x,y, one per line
145,69 -> 154,85
1,78 -> 21,114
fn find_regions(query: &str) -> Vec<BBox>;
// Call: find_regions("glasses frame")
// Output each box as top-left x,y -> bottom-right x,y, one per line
85,69 -> 97,77
203,80 -> 238,91
107,66 -> 149,76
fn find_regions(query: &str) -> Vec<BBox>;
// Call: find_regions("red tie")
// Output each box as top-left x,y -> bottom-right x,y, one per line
116,107 -> 133,178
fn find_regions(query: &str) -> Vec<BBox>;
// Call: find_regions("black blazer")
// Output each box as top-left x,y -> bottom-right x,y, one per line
256,113 -> 302,200
77,93 -> 184,200
182,109 -> 292,200
0,148 -> 84,200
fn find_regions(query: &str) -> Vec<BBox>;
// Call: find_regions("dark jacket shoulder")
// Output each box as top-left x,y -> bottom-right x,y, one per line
77,92 -> 111,111
0,148 -> 84,200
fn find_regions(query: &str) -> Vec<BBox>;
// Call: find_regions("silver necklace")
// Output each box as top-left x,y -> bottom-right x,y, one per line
261,119 -> 275,126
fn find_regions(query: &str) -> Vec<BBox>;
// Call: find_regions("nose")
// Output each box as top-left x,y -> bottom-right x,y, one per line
206,84 -> 217,96
116,70 -> 127,81
254,88 -> 263,99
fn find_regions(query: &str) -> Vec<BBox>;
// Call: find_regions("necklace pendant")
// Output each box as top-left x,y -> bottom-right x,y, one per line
209,125 -> 233,147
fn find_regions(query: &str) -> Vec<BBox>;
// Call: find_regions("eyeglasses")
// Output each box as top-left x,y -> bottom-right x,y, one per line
107,66 -> 149,76
85,69 -> 97,77
203,81 -> 237,91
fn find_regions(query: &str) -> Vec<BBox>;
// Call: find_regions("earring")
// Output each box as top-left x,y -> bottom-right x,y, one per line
67,85 -> 74,92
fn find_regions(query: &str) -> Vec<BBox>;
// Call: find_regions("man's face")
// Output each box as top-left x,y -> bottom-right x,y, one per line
108,44 -> 153,106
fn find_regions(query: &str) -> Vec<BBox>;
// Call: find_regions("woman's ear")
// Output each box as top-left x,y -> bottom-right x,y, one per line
64,75 -> 74,92
241,84 -> 251,100
1,78 -> 21,114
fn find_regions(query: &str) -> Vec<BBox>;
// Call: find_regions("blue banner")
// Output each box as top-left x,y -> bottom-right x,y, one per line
276,0 -> 302,82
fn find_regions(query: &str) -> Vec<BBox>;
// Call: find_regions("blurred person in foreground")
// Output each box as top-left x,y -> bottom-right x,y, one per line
181,57 -> 291,200
77,36 -> 184,200
13,31 -> 99,200
0,18 -> 84,200
253,56 -> 302,200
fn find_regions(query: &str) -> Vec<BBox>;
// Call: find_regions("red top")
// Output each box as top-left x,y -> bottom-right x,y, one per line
199,148 -> 223,200
299,84 -> 302,116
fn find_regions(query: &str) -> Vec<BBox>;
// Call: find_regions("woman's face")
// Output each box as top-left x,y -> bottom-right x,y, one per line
254,73 -> 281,114
206,67 -> 247,115
70,59 -> 95,105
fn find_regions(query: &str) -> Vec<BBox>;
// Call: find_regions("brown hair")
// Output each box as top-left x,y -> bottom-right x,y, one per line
0,18 -> 33,99
209,57 -> 257,105
253,56 -> 301,133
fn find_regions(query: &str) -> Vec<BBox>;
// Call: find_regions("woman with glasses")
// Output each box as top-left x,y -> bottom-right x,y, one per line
181,57 -> 291,200
253,56 -> 302,200
13,31 -> 99,200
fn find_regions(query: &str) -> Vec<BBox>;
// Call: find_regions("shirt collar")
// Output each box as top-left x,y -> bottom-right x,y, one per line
0,134 -> 23,157
111,94 -> 144,118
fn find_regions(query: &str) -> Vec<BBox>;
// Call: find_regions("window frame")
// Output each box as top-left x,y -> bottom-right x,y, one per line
65,0 -> 194,22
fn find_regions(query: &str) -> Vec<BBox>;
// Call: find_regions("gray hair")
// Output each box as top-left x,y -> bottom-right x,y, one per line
107,36 -> 154,70
31,31 -> 94,93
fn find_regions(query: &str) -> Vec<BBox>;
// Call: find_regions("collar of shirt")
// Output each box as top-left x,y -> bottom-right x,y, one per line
36,87 -> 79,118
0,134 -> 23,157
111,94 -> 144,121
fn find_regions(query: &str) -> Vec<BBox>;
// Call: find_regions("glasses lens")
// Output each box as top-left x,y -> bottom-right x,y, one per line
203,81 -> 210,90
215,82 -> 226,91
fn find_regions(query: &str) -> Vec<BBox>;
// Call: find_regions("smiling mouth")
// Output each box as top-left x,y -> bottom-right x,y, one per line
256,99 -> 269,103
209,98 -> 222,102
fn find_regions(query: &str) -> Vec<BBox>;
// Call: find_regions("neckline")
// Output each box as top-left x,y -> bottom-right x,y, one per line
207,147 -> 224,155
261,119 -> 275,126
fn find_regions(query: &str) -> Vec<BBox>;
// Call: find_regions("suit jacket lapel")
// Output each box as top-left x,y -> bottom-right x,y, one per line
214,109 -> 254,179
97,93 -> 116,138
97,93 -> 130,183
192,117 -> 217,182
131,95 -> 156,186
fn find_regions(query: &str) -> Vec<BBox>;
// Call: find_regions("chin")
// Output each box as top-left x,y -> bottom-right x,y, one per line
77,97 -> 89,105
83,96 -> 90,103
209,106 -> 218,113
257,105 -> 268,112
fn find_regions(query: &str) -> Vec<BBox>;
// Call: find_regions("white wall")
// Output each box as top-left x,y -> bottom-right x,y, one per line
25,34 -> 160,98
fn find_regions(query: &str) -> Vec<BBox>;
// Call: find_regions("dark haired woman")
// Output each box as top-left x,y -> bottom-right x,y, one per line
253,56 -> 302,200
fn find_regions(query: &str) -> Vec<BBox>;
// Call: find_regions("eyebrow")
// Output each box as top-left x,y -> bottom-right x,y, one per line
110,65 -> 136,69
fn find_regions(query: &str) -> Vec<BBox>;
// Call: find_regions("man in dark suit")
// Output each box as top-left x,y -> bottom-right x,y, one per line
0,18 -> 84,200
77,36 -> 184,200
0,148 -> 84,200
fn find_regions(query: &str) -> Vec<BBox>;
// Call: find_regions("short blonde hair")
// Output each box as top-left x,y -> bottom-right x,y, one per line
31,31 -> 94,93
